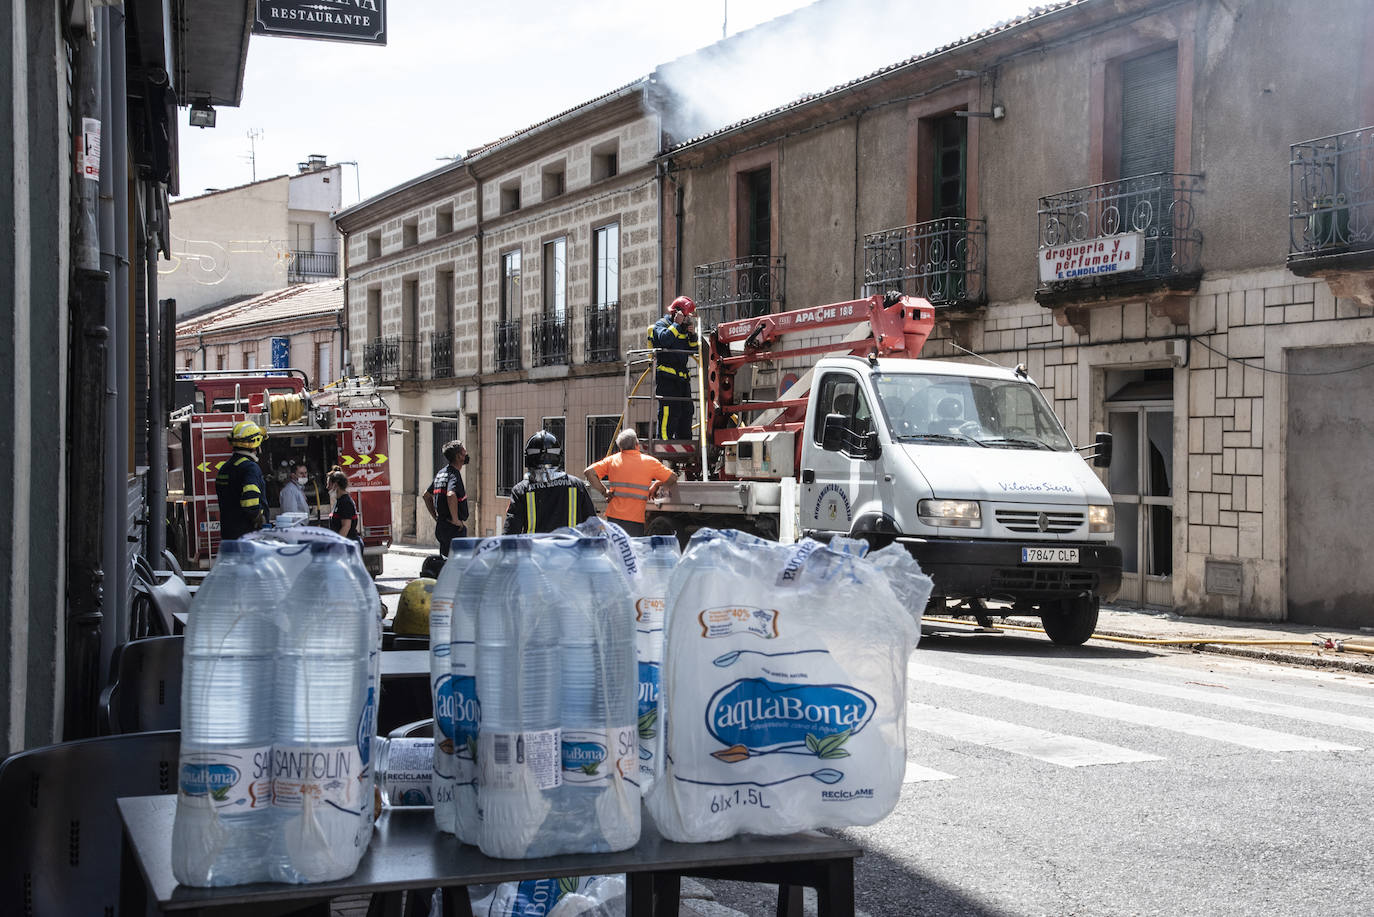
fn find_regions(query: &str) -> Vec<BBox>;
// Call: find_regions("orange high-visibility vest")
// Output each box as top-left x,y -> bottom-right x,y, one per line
587,449 -> 674,524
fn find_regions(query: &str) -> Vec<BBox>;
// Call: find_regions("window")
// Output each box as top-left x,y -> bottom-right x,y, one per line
812,373 -> 871,444
366,287 -> 382,339
431,415 -> 459,471
435,268 -> 454,335
497,418 -> 525,496
542,416 -> 566,469
543,238 -> 566,321
216,353 -> 227,370
542,162 -> 566,200
501,250 -> 522,322
184,357 -> 193,370
367,231 -> 381,260
593,223 -> 619,307
317,341 -> 332,385
244,351 -> 257,370
436,204 -> 454,236
587,415 -> 619,465
591,140 -> 619,182
1119,46 -> 1177,179
291,221 -> 315,252
403,219 -> 419,248
500,180 -> 521,214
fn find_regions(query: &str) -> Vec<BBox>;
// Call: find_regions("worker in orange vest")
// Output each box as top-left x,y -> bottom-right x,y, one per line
584,429 -> 678,536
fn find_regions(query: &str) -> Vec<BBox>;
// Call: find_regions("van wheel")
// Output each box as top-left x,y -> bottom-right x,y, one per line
1041,595 -> 1099,646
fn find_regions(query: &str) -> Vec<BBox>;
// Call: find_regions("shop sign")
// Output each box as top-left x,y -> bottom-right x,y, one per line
253,0 -> 387,45
1039,232 -> 1143,283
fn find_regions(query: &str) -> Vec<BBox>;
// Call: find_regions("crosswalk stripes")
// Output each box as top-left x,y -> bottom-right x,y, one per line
907,701 -> 1163,767
947,655 -> 1374,737
902,760 -> 957,783
1124,660 -> 1374,711
906,663 -> 1360,753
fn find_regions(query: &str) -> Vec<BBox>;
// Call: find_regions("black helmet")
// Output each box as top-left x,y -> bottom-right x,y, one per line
524,430 -> 562,469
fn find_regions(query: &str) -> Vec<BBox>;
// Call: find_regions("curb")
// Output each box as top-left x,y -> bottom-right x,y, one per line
1000,616 -> 1374,675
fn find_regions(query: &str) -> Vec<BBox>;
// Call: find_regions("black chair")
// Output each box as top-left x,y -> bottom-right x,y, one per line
0,730 -> 179,916
99,635 -> 184,734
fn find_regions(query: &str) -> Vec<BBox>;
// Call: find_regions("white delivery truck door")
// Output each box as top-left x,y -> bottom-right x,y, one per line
801,370 -> 880,535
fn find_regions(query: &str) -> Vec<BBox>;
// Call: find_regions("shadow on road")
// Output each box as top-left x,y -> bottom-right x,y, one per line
916,627 -> 1160,661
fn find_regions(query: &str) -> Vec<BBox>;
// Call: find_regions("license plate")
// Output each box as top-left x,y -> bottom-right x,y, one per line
1022,546 -> 1078,564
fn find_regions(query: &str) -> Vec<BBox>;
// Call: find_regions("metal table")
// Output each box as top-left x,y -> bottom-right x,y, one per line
119,795 -> 860,916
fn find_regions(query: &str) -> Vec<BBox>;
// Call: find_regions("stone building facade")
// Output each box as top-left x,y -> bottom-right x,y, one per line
334,84 -> 664,544
661,0 -> 1374,626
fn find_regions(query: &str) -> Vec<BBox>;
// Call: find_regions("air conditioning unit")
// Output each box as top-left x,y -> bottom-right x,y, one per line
1165,338 -> 1188,367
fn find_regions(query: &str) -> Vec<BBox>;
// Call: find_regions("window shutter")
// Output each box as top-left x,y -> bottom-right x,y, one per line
1120,47 -> 1178,178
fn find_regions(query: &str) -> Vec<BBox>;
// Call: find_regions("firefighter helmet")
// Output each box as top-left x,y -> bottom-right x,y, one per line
524,430 -> 562,469
669,295 -> 696,317
229,420 -> 264,450
393,578 -> 434,637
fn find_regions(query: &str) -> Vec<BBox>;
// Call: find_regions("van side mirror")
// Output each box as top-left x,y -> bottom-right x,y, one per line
864,431 -> 882,461
1092,431 -> 1113,468
821,413 -> 846,451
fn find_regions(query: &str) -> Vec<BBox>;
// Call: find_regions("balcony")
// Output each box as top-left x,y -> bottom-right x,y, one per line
362,335 -> 419,382
862,218 -> 986,306
586,303 -> 620,363
495,318 -> 521,372
287,249 -> 338,283
430,330 -> 454,379
531,315 -> 569,367
693,255 -> 785,331
1035,172 -> 1204,316
1289,126 -> 1374,286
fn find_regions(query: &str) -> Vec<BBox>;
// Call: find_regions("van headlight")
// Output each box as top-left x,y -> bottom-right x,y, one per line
918,499 -> 981,528
1088,504 -> 1115,534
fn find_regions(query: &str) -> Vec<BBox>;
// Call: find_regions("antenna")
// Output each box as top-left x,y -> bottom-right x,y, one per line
245,128 -> 264,181
722,0 -> 727,39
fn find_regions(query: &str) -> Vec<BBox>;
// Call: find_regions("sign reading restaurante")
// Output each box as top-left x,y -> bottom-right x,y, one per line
1039,232 -> 1144,283
253,0 -> 387,45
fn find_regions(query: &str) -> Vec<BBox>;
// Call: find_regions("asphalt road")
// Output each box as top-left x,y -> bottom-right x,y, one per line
374,548 -> 1374,916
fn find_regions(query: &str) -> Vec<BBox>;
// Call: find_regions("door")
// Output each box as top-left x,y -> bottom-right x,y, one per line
801,372 -> 879,534
1107,402 -> 1174,608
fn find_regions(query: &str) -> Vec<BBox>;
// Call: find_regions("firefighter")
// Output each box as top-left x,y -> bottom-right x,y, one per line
424,439 -> 469,557
215,420 -> 267,541
649,295 -> 699,441
584,429 -> 678,536
503,430 -> 596,535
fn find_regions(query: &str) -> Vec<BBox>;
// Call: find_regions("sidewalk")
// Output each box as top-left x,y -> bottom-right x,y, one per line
958,604 -> 1374,675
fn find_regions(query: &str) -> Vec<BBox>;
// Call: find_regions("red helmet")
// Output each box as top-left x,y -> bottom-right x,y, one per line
669,296 -> 696,317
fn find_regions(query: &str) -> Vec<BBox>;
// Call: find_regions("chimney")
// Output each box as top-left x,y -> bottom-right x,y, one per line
298,154 -> 329,173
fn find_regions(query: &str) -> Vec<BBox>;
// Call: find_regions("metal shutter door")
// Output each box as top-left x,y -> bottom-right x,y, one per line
1120,47 -> 1177,177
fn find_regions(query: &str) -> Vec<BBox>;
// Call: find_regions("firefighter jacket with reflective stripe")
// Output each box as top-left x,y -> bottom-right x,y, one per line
215,450 -> 267,541
586,449 -> 674,525
429,464 -> 469,523
649,316 -> 697,378
503,472 -> 597,535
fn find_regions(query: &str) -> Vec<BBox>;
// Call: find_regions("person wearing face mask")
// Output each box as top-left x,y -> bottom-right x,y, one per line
327,466 -> 362,541
279,460 -> 310,517
424,439 -> 469,557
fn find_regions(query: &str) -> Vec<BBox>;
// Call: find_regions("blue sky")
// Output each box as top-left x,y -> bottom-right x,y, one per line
175,0 -> 1037,204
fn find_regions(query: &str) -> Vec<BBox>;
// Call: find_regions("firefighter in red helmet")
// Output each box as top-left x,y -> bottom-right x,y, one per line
648,296 -> 699,441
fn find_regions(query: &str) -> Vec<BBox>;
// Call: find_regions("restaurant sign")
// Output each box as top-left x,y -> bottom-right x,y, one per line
253,0 -> 387,45
1039,232 -> 1144,283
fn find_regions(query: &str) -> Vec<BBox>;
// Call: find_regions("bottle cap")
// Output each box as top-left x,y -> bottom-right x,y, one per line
310,541 -> 348,556
648,535 -> 677,548
219,540 -> 252,557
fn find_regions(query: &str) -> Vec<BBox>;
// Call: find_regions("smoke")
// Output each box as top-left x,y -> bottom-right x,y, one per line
652,0 -> 1041,144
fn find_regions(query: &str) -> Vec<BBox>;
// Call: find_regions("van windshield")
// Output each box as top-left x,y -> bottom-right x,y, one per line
873,372 -> 1073,451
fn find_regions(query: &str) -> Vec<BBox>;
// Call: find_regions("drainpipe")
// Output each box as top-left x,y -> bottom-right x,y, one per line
64,0 -> 110,741
674,177 -> 685,299
146,184 -> 165,562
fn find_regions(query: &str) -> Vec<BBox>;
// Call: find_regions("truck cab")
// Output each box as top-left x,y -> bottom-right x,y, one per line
801,355 -> 1121,644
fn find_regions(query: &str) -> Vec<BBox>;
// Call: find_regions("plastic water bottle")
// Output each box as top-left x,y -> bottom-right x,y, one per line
449,537 -> 496,845
552,537 -> 640,853
172,541 -> 286,887
475,538 -> 561,859
633,535 -> 680,788
373,736 -> 435,807
270,541 -> 377,883
428,539 -> 479,835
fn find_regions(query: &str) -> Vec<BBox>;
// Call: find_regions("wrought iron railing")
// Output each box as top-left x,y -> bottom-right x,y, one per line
586,303 -> 620,363
1290,125 -> 1374,260
362,335 -> 419,382
693,255 -> 786,330
431,330 -> 454,379
531,315 -> 569,366
1037,172 -> 1204,292
287,249 -> 338,283
862,218 -> 987,304
495,319 -> 521,372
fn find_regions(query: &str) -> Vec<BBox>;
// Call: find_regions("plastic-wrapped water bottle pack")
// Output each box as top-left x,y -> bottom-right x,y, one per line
172,527 -> 381,887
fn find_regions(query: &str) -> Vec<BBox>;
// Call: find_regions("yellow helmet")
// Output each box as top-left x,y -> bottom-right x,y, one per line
393,577 -> 435,637
229,420 -> 264,450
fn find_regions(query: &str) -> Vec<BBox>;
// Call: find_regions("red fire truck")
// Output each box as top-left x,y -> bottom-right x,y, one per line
166,370 -> 393,575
